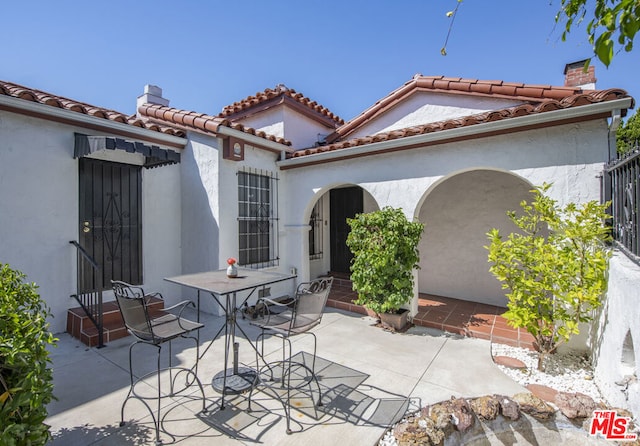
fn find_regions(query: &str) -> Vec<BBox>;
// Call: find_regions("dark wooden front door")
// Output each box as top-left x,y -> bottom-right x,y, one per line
330,187 -> 363,274
79,158 -> 142,290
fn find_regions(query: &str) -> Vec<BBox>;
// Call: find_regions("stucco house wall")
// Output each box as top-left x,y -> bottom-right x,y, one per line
0,111 -> 183,334
232,104 -> 335,149
280,119 -> 609,308
0,113 -> 78,334
594,252 -> 640,418
349,92 -> 523,139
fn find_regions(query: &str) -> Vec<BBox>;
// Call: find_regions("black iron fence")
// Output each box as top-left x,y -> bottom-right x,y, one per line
70,240 -> 104,348
605,147 -> 640,263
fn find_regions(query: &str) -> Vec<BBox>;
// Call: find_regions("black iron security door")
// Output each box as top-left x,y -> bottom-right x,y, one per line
330,187 -> 363,274
79,158 -> 142,291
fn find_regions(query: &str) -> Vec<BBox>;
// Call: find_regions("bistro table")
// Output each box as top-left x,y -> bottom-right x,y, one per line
165,268 -> 296,408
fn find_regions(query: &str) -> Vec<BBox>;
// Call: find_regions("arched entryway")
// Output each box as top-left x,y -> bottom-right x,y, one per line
417,169 -> 533,307
306,185 -> 378,280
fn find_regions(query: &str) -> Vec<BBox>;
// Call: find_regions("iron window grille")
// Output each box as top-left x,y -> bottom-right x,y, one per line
309,199 -> 323,260
237,167 -> 279,268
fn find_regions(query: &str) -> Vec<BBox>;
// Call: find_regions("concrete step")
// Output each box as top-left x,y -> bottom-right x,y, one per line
66,297 -> 164,347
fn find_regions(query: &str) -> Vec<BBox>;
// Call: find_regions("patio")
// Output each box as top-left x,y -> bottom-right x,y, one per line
327,277 -> 534,349
46,304 -> 527,445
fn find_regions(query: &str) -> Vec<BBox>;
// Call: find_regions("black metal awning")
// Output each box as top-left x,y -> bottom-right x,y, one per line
73,133 -> 180,168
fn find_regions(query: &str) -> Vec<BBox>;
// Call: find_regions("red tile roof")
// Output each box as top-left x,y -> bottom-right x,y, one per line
138,104 -> 291,146
0,80 -> 185,137
326,75 -> 601,144
291,75 -> 633,158
219,84 -> 344,127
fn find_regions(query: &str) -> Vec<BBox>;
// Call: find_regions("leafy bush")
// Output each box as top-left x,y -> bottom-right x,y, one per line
0,264 -> 56,445
346,206 -> 424,315
486,184 -> 611,371
617,110 -> 640,154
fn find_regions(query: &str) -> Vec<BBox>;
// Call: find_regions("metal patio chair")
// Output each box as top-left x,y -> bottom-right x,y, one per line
112,280 -> 206,445
249,276 -> 333,434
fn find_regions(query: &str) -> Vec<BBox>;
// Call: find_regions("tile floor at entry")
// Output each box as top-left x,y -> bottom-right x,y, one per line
326,278 -> 535,350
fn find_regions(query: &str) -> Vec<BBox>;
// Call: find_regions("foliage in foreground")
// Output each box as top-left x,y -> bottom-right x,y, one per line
486,184 -> 611,371
0,264 -> 56,446
347,207 -> 424,315
617,110 -> 640,154
443,0 -> 639,67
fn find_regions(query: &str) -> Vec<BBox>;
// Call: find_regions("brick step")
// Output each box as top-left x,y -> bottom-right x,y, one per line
66,297 -> 164,347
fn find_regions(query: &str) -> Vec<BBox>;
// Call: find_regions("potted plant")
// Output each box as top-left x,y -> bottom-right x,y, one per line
346,206 -> 424,330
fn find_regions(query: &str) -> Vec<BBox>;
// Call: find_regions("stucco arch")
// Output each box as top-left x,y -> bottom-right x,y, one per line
416,168 -> 534,307
303,183 -> 379,280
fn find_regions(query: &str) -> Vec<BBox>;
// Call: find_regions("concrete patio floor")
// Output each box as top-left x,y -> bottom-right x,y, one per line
46,307 -> 527,445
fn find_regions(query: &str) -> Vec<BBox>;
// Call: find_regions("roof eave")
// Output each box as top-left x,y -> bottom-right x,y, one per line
0,94 -> 186,149
279,98 -> 633,170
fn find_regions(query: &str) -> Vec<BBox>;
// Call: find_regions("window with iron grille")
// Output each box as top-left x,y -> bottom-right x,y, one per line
309,199 -> 323,260
238,168 -> 279,268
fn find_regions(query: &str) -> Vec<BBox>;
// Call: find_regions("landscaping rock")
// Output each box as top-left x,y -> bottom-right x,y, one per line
513,392 -> 555,420
555,391 -> 596,419
394,414 -> 444,446
426,401 -> 454,431
449,397 -> 475,432
496,394 -> 520,420
470,395 -> 500,421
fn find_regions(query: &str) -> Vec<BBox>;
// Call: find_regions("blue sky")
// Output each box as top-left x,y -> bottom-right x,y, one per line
3,0 -> 638,122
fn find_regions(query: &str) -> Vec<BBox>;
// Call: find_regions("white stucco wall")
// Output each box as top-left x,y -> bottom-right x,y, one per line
0,111 -> 183,333
280,120 -> 609,308
233,105 -> 335,149
594,252 -> 640,416
350,91 -> 523,139
0,113 -> 78,334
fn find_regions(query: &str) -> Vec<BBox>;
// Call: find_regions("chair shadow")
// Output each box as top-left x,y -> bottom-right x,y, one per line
302,352 -> 413,428
201,351 -> 415,439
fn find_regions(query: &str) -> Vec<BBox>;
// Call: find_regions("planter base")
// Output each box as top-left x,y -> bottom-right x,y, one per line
379,309 -> 409,331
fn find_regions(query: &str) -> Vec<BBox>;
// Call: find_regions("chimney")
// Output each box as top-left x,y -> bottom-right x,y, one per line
136,85 -> 169,116
564,60 -> 596,90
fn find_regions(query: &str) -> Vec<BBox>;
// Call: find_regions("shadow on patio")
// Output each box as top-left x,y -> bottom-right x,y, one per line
46,303 -> 526,445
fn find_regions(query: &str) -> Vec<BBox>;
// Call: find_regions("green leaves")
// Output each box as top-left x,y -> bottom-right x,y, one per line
347,207 -> 424,315
557,0 -> 639,66
0,264 -> 56,445
486,184 -> 611,370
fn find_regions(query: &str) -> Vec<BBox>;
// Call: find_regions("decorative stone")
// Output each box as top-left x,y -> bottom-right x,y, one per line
512,392 -> 555,420
525,383 -> 559,402
493,355 -> 527,369
495,394 -> 520,420
394,415 -> 444,446
449,397 -> 475,432
470,395 -> 500,421
427,401 -> 454,431
425,397 -> 475,433
554,392 -> 596,419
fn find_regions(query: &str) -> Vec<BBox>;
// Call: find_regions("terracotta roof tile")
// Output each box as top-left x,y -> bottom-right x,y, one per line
138,103 -> 291,146
219,84 -> 344,126
292,88 -> 632,159
0,80 -> 185,137
326,75 -> 600,144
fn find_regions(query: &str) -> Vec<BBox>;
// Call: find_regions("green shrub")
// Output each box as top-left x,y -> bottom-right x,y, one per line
486,184 -> 611,371
347,206 -> 424,315
0,264 -> 56,445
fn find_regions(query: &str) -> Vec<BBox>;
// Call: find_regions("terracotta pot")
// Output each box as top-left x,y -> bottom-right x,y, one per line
379,309 -> 409,331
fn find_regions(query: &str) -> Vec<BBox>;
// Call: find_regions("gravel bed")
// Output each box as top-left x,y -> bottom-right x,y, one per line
491,342 -> 605,403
